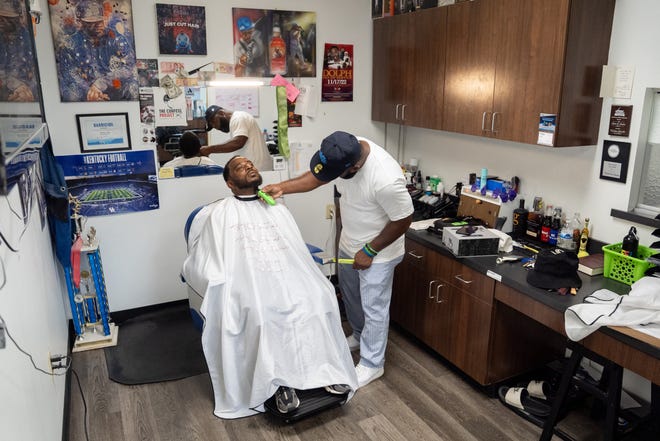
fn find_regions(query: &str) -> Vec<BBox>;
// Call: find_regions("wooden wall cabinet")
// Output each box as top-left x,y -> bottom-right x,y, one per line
392,238 -> 565,385
372,7 -> 448,128
373,0 -> 616,147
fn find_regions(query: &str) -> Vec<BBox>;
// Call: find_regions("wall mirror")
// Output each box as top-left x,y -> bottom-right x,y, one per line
156,85 -> 278,175
0,0 -> 47,194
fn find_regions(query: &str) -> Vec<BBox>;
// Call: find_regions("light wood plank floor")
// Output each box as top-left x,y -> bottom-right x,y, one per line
68,326 -> 609,441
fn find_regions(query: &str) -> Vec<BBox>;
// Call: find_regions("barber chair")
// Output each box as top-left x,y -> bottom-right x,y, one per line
182,204 -> 350,422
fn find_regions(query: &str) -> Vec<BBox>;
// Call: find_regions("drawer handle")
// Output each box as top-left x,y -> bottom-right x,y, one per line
408,251 -> 423,259
454,274 -> 473,285
435,283 -> 444,303
428,280 -> 437,298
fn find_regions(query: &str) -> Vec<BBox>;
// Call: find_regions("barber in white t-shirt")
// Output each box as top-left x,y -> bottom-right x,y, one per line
262,131 -> 414,390
201,105 -> 272,171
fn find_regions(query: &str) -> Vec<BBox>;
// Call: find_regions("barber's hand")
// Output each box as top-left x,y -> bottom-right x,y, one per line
353,249 -> 373,270
199,146 -> 212,156
261,184 -> 283,199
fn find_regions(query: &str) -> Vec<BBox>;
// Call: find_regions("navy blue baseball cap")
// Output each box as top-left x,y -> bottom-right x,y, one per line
309,131 -> 362,181
205,105 -> 221,131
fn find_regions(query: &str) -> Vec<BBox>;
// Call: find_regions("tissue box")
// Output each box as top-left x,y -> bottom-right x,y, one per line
442,226 -> 500,257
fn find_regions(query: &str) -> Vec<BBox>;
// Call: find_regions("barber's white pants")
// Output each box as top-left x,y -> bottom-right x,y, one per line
339,252 -> 403,369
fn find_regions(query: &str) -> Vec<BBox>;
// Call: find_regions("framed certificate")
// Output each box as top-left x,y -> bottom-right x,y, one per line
76,113 -> 132,153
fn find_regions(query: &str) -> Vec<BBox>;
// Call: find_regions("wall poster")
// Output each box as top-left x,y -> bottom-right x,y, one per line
231,8 -> 317,78
57,150 -> 159,217
322,43 -> 353,102
48,0 -> 139,102
156,4 -> 207,55
0,0 -> 38,102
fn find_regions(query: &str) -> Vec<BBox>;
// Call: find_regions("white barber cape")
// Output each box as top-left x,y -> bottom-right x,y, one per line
182,196 -> 358,419
565,276 -> 660,341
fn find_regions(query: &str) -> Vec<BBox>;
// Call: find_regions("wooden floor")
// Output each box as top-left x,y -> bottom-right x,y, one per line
67,326 -> 607,441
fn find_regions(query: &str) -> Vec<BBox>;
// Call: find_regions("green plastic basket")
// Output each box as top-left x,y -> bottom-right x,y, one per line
602,243 -> 659,285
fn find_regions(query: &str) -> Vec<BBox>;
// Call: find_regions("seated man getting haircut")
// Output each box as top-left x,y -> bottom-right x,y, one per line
163,131 -> 217,168
182,155 -> 357,419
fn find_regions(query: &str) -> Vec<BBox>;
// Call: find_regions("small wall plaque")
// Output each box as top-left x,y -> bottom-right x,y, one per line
608,105 -> 633,137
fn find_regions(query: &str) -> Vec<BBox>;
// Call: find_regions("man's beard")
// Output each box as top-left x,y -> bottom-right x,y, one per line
235,173 -> 263,191
341,170 -> 357,179
219,118 -> 230,133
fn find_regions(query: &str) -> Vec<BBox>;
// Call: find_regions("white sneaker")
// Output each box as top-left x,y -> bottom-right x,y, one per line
355,363 -> 384,388
346,334 -> 360,351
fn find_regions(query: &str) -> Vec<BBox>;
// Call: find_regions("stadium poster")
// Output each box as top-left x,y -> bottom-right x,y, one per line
322,43 -> 353,102
231,8 -> 316,78
57,150 -> 159,217
156,4 -> 207,55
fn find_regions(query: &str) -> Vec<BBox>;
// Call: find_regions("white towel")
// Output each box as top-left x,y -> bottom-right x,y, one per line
488,228 -> 513,253
564,277 -> 660,341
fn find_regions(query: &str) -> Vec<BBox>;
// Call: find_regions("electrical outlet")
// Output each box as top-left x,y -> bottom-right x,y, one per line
325,204 -> 334,219
50,353 -> 64,372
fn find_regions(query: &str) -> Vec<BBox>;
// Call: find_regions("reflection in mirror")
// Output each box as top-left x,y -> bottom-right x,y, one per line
156,86 -> 278,177
0,0 -> 46,194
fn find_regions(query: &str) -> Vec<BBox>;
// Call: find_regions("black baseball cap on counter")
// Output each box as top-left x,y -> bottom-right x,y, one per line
527,249 -> 582,290
309,131 -> 362,182
205,105 -> 221,131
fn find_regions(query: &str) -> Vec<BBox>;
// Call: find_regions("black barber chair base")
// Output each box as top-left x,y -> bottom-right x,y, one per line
264,387 -> 349,423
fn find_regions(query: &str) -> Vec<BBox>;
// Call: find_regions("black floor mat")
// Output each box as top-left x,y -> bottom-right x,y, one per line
105,303 -> 208,385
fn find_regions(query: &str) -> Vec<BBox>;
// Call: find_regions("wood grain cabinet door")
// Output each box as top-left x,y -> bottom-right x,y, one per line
391,239 -> 428,338
372,15 -> 414,124
442,0 -> 499,137
491,0 -> 569,144
403,6 -> 448,129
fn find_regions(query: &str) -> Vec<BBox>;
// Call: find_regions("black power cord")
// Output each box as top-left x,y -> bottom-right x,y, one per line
0,314 -> 90,441
70,368 -> 90,441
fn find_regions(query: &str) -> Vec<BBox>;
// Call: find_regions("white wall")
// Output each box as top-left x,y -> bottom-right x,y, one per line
34,0 -> 379,311
0,176 -> 70,441
397,0 -> 659,247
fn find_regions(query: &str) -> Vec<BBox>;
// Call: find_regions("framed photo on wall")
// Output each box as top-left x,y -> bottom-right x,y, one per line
76,113 -> 132,153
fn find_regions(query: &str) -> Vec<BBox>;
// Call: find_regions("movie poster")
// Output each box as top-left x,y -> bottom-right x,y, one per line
156,4 -> 207,55
322,43 -> 353,102
57,151 -> 159,217
231,8 -> 317,78
48,0 -> 138,102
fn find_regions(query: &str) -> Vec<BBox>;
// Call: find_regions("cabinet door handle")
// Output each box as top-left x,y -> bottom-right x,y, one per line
435,283 -> 444,303
491,112 -> 499,133
428,280 -> 437,298
401,104 -> 407,121
454,274 -> 473,285
482,111 -> 491,132
407,251 -> 423,259
395,104 -> 401,120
